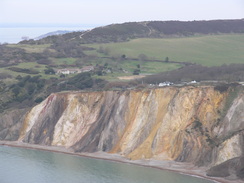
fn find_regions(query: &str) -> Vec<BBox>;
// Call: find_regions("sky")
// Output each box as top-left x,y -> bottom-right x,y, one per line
1,0 -> 244,26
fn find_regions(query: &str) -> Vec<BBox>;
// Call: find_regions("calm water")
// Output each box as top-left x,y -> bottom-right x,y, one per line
0,146 -> 214,183
0,26 -> 94,44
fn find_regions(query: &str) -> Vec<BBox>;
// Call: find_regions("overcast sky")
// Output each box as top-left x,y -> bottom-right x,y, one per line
1,0 -> 244,26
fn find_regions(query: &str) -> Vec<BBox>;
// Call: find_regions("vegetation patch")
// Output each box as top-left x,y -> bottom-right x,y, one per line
85,34 -> 244,66
139,64 -> 244,84
7,44 -> 51,53
8,67 -> 40,74
219,85 -> 242,119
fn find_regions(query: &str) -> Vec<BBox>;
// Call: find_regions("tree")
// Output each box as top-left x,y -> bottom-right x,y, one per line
35,97 -> 43,103
26,83 -> 36,95
12,85 -> 21,97
44,67 -> 55,75
60,74 -> 65,78
104,63 -> 108,68
165,57 -> 169,62
133,69 -> 140,75
67,72 -> 93,89
138,54 -> 148,61
121,54 -> 126,59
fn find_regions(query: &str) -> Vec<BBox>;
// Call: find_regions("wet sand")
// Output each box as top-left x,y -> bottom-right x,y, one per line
0,141 -> 242,183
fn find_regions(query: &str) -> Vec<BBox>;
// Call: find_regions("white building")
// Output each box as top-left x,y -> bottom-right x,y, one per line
80,66 -> 94,72
56,66 -> 94,75
56,68 -> 81,75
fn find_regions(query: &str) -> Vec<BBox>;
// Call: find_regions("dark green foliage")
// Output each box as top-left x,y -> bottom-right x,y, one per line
133,69 -> 140,75
0,45 -> 26,64
27,19 -> 244,45
22,75 -> 31,82
15,75 -> 22,80
60,74 -> 65,78
79,22 -> 150,43
12,85 -> 21,97
67,72 -> 93,89
44,67 -> 55,75
19,39 -> 36,45
214,84 -> 229,93
26,83 -> 36,95
93,79 -> 107,89
34,97 -> 44,103
104,63 -> 108,68
35,31 -> 84,44
140,64 -> 244,84
165,57 -> 169,62
121,54 -> 126,59
147,20 -> 244,35
29,75 -> 41,83
96,70 -> 103,76
218,85 -> 242,121
8,67 -> 39,74
36,59 -> 52,65
37,79 -> 45,89
214,83 -> 240,93
0,72 -> 12,79
49,39 -> 85,58
10,75 -> 46,102
0,81 -> 6,92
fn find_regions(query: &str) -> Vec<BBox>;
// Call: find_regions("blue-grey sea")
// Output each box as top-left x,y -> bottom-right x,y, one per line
0,26 -> 93,44
0,146 -> 214,183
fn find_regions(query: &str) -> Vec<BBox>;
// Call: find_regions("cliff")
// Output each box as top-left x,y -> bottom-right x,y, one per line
1,85 -> 244,181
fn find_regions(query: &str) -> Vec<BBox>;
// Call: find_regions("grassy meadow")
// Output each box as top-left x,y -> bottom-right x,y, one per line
2,34 -> 244,81
85,34 -> 244,66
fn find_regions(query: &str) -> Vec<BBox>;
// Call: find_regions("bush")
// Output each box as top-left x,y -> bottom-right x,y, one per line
67,72 -> 93,89
37,59 -> 52,65
34,97 -> 44,103
0,72 -> 12,79
8,67 -> 39,74
214,84 -> 229,93
44,68 -> 55,75
133,69 -> 140,75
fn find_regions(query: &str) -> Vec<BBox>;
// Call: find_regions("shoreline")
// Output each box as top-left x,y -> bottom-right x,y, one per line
0,141 -> 241,183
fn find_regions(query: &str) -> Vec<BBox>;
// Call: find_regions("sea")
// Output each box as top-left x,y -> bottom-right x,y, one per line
0,146 -> 214,183
0,25 -> 98,44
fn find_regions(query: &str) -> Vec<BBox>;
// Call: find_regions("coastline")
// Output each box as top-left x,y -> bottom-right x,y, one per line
0,141 -> 241,183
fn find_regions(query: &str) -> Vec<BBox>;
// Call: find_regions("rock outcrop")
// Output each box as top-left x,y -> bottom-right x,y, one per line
0,108 -> 28,141
1,85 -> 243,180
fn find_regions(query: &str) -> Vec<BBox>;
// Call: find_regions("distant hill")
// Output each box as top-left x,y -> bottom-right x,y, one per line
35,19 -> 244,44
35,30 -> 72,40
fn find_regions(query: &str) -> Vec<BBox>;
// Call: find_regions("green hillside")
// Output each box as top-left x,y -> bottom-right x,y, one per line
85,34 -> 244,66
1,20 -> 244,114
34,19 -> 244,44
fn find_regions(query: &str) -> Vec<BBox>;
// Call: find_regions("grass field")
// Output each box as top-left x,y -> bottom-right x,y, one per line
7,44 -> 51,53
2,34 -> 244,81
51,58 -> 78,66
85,34 -> 244,66
0,62 -> 59,79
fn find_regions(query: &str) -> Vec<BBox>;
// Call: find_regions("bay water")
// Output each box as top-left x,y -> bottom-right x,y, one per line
0,146 -> 214,183
0,26 -> 96,44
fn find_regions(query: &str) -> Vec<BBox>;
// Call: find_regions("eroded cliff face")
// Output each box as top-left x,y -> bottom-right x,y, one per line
2,86 -> 243,179
0,108 -> 28,141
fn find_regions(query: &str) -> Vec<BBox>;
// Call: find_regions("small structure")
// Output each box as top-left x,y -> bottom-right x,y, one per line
80,66 -> 94,72
56,66 -> 94,75
56,68 -> 81,75
159,81 -> 173,87
190,80 -> 197,84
